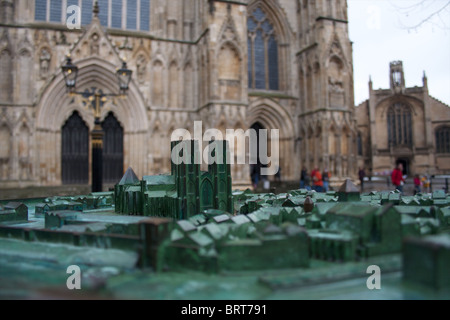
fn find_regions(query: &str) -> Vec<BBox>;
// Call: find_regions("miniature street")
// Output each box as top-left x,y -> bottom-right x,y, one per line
0,141 -> 449,300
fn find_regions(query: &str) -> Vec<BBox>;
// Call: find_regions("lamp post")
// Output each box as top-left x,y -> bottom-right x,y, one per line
61,55 -> 132,192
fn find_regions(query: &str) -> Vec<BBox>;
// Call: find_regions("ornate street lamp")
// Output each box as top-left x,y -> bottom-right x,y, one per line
61,55 -> 78,91
61,55 -> 132,192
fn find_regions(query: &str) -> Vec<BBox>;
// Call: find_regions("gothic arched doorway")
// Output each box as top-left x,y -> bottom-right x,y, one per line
61,111 -> 89,184
102,112 -> 124,184
396,158 -> 410,176
250,122 -> 265,184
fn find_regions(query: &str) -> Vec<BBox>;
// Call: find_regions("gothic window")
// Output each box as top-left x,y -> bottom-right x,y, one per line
435,126 -> 450,154
140,0 -> 150,31
97,0 -> 109,26
357,132 -> 363,156
35,0 -> 47,21
49,0 -> 62,22
81,0 -> 93,25
387,103 -> 412,148
111,0 -> 122,28
248,7 -> 279,91
126,0 -> 138,30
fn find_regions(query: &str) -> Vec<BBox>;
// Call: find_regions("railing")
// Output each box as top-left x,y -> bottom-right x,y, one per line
430,175 -> 450,193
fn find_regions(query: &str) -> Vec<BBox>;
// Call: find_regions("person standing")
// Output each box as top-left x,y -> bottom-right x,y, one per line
413,174 -> 422,195
358,167 -> 366,192
304,173 -> 311,191
322,169 -> 330,192
300,168 -> 307,189
391,163 -> 405,194
421,175 -> 430,193
313,168 -> 323,192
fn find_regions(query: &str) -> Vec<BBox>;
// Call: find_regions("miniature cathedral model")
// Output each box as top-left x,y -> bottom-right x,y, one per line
114,140 -> 233,219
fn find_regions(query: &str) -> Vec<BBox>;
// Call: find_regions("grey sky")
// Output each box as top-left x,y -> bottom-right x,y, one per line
348,0 -> 450,106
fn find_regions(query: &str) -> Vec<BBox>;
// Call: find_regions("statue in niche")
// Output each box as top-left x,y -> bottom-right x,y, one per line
137,55 -> 147,83
328,76 -> 344,93
328,76 -> 345,108
39,48 -> 51,78
90,33 -> 100,55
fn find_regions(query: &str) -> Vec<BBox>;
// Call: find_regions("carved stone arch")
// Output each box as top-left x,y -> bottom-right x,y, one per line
377,96 -> 421,118
325,34 -> 350,70
15,109 -> 33,132
217,14 -> 242,51
248,98 -> 294,139
17,30 -> 33,53
218,40 -> 242,61
36,57 -> 148,133
217,41 -> 242,101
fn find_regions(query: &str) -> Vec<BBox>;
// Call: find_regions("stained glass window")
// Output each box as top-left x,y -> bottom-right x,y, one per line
140,0 -> 150,31
111,0 -> 122,28
247,6 -> 279,90
50,0 -> 62,22
81,0 -> 93,25
127,0 -> 137,30
387,103 -> 412,147
98,0 -> 109,26
35,0 -> 47,21
436,126 -> 450,154
35,0 -> 151,31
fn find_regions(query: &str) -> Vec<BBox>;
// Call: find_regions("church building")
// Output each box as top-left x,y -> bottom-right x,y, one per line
0,0 -> 357,189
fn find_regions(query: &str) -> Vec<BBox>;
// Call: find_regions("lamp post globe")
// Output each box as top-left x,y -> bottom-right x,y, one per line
61,55 -> 78,91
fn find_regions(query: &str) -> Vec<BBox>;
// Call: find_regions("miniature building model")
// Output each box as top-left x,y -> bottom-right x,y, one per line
114,140 -> 233,219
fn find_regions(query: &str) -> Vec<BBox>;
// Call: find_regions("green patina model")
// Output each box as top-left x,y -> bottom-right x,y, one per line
114,140 -> 233,219
0,140 -> 449,299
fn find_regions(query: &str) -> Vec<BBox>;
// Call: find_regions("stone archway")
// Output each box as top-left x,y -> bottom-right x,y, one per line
247,98 -> 295,180
35,57 -> 148,186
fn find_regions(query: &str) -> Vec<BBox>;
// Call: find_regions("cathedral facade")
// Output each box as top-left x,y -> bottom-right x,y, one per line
0,0 -> 356,189
356,61 -> 450,176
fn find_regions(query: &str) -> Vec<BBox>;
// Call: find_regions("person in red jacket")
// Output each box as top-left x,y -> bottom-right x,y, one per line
391,163 -> 405,193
